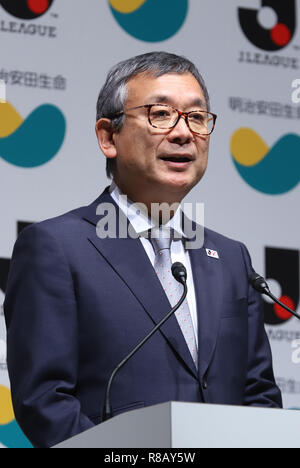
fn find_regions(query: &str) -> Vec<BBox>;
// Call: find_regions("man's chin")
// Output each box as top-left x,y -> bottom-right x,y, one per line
155,173 -> 201,197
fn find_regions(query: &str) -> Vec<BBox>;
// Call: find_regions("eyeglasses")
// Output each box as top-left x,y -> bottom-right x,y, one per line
112,104 -> 217,136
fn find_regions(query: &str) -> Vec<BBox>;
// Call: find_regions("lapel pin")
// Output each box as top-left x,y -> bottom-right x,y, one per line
206,248 -> 219,259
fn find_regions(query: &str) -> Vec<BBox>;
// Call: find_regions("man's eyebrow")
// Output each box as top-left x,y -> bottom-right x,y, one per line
146,95 -> 170,103
146,95 -> 206,109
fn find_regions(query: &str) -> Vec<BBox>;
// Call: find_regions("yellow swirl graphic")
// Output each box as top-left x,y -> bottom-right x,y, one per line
0,386 -> 15,425
231,128 -> 269,167
109,0 -> 147,14
0,102 -> 23,138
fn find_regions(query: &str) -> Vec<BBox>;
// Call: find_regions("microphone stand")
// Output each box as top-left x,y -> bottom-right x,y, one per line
102,279 -> 187,422
249,271 -> 300,321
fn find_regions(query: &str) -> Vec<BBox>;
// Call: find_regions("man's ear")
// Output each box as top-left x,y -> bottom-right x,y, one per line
95,118 -> 117,159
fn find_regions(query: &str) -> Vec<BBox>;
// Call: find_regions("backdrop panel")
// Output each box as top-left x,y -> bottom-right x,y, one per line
0,0 -> 299,447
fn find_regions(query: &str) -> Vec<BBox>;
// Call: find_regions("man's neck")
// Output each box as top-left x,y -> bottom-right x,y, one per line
110,181 -> 184,234
111,179 -> 186,223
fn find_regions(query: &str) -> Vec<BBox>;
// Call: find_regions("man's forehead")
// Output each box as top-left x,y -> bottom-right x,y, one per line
126,71 -> 206,107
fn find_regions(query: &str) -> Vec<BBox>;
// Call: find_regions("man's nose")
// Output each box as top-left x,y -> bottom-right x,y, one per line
167,115 -> 194,144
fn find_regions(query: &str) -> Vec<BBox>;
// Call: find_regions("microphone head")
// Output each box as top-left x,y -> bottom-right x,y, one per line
172,262 -> 187,285
249,271 -> 270,294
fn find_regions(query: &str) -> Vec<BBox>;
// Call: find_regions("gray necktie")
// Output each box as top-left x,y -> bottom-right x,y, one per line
150,229 -> 198,369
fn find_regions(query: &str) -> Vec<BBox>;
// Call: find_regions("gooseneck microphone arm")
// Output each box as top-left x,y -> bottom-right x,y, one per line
102,262 -> 188,422
249,271 -> 300,321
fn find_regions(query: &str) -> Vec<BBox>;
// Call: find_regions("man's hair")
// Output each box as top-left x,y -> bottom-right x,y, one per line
96,51 -> 210,179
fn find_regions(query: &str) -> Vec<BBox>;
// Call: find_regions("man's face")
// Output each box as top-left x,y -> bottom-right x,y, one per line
111,72 -> 211,203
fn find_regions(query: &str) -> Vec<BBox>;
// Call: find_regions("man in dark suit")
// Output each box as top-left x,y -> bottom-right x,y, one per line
4,52 -> 282,448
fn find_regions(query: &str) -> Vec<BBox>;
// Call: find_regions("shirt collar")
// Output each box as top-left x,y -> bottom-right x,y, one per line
109,181 -> 185,239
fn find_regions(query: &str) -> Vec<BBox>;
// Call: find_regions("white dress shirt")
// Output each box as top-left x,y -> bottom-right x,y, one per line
109,182 -> 198,347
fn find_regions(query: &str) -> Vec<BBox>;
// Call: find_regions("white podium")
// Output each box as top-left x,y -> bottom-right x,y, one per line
54,402 -> 300,448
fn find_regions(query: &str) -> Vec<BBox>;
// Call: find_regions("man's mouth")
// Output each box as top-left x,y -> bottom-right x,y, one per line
159,154 -> 193,163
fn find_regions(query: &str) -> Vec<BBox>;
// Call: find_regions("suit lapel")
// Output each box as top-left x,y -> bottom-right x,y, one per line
82,189 -> 198,378
189,237 -> 224,381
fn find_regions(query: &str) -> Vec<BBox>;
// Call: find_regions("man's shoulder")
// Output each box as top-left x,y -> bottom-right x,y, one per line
203,226 -> 249,260
19,188 -> 111,241
22,205 -> 89,238
204,226 -> 244,247
17,196 -> 107,248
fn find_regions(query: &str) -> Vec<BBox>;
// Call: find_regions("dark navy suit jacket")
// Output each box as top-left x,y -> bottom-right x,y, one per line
4,188 -> 282,448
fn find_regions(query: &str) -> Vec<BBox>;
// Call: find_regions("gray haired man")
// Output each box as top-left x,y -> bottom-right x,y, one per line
5,52 -> 282,448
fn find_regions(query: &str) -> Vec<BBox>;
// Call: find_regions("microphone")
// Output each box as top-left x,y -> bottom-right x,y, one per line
249,271 -> 300,321
102,262 -> 188,422
172,262 -> 187,285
